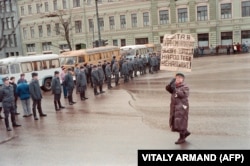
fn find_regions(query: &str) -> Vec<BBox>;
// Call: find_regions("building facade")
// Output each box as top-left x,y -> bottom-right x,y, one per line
0,0 -> 23,58
17,0 -> 250,55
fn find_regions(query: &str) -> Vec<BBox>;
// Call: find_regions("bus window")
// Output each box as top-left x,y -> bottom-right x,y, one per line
42,60 -> 50,69
10,64 -> 20,74
0,65 -> 9,74
65,57 -> 77,65
21,62 -> 32,73
33,61 -> 42,71
50,59 -> 60,68
78,56 -> 85,63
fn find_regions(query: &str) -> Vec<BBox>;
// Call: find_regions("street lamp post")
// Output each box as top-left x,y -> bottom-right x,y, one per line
95,0 -> 102,47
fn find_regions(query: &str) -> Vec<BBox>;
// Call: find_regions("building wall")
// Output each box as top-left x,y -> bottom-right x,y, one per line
0,0 -> 23,58
17,0 -> 250,55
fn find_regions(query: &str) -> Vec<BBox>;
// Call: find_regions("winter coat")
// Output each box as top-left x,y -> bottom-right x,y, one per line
97,67 -> 105,81
127,61 -> 134,71
16,82 -> 30,100
105,65 -> 112,77
0,84 -> 15,108
64,72 -> 74,91
51,76 -> 62,95
112,63 -> 119,75
121,62 -> 129,75
29,79 -> 42,100
167,81 -> 189,132
76,70 -> 87,92
91,68 -> 100,86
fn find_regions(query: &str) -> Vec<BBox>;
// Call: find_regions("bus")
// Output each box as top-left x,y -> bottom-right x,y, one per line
59,46 -> 121,69
0,54 -> 61,91
120,45 -> 148,60
144,43 -> 162,53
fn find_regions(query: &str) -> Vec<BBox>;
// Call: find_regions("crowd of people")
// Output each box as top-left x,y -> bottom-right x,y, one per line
0,53 -> 161,131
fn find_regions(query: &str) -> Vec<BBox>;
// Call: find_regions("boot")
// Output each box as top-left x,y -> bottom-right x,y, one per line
94,88 -> 99,95
5,118 -> 12,131
100,86 -> 105,94
184,131 -> 191,139
11,113 -> 21,127
33,109 -> 38,120
175,133 -> 186,144
38,109 -> 47,117
82,91 -> 88,100
54,101 -> 60,111
58,101 -> 65,109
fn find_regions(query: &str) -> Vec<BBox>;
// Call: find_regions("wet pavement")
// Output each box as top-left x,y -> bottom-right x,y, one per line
0,54 -> 250,166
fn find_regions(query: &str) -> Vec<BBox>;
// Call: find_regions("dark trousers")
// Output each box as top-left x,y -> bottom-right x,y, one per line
114,74 -> 119,85
62,85 -> 67,97
107,76 -> 112,88
32,99 -> 43,117
67,88 -> 74,103
3,104 -> 17,128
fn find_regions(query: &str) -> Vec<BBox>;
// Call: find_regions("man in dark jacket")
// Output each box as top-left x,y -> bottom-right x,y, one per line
64,68 -> 76,105
97,63 -> 105,93
102,60 -> 107,82
105,62 -> 112,89
112,60 -> 120,86
52,71 -> 65,111
122,60 -> 129,83
166,73 -> 190,144
0,77 -> 21,131
29,72 -> 47,120
76,66 -> 88,100
91,65 -> 100,95
10,77 -> 20,115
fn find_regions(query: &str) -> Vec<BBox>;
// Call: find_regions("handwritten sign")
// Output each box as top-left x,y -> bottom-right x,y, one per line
161,33 -> 195,72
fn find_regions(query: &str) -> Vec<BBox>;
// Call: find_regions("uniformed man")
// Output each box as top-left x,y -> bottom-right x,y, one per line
0,77 -> 21,131
128,58 -> 134,79
64,68 -> 76,105
105,62 -> 112,89
142,55 -> 147,74
97,63 -> 105,93
148,54 -> 152,74
89,64 -> 93,88
29,72 -> 47,120
133,56 -> 138,77
102,60 -> 107,82
51,71 -> 65,111
91,65 -> 100,95
122,60 -> 129,83
77,66 -> 88,100
112,60 -> 120,86
119,57 -> 124,78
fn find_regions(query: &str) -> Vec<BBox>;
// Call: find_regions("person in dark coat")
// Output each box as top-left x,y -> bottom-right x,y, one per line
112,60 -> 120,86
76,66 -> 88,100
91,65 -> 100,95
29,72 -> 47,120
89,64 -> 93,87
166,73 -> 190,144
51,71 -> 65,111
122,60 -> 129,83
102,60 -> 107,82
97,63 -> 105,93
105,62 -> 112,89
0,77 -> 21,131
16,81 -> 32,117
127,58 -> 134,79
64,68 -> 76,105
10,77 -> 20,115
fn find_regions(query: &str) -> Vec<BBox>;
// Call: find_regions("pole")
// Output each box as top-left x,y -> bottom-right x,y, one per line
95,0 -> 102,47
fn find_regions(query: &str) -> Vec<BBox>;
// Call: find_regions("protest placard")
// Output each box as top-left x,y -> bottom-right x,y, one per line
161,33 -> 195,72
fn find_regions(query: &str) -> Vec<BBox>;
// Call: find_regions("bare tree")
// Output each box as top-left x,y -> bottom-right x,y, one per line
0,1 -> 21,52
43,10 -> 73,51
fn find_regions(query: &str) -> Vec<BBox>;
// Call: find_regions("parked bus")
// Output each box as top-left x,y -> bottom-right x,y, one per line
59,46 -> 121,69
0,54 -> 61,91
144,43 -> 162,53
120,45 -> 148,60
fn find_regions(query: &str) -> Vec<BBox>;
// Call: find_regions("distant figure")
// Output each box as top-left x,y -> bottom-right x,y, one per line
97,62 -> 105,93
112,60 -> 120,86
51,71 -> 65,111
64,68 -> 76,105
105,62 -> 113,89
9,77 -> 20,115
165,73 -> 190,144
76,66 -> 88,100
91,65 -> 100,95
60,66 -> 68,98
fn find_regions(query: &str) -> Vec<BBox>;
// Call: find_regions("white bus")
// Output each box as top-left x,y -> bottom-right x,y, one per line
0,54 -> 61,91
120,45 -> 148,60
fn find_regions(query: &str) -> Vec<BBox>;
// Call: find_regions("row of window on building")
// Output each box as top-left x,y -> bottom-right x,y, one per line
19,0 -> 113,16
0,0 -> 13,13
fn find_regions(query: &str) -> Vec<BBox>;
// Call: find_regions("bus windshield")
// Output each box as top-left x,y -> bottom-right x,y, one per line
0,65 -> 9,74
121,49 -> 136,57
60,57 -> 77,65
